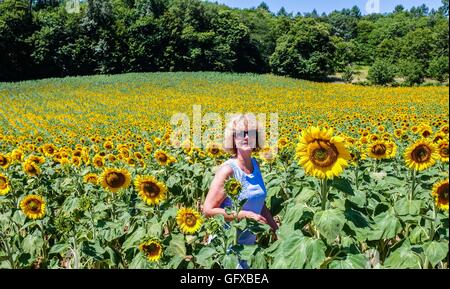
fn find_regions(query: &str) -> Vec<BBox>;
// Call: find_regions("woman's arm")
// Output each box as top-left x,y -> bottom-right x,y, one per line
261,204 -> 279,232
202,164 -> 268,224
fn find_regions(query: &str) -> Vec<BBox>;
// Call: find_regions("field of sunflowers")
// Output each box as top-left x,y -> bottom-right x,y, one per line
0,72 -> 448,269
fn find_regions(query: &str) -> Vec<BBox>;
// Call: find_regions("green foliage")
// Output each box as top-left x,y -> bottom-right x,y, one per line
428,56 -> 449,82
269,18 -> 335,80
368,59 -> 396,85
398,59 -> 425,85
0,0 -> 448,85
342,65 -> 355,83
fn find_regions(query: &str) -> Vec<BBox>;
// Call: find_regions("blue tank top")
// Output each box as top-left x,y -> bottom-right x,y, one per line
220,157 -> 267,245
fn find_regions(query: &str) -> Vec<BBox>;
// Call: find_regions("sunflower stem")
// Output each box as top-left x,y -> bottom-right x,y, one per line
320,179 -> 329,211
430,204 -> 437,242
410,169 -> 417,202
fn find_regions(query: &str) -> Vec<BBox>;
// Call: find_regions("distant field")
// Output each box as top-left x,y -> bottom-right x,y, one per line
1,72 -> 448,142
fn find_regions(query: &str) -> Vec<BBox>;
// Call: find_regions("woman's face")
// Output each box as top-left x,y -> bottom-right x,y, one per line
234,122 -> 257,153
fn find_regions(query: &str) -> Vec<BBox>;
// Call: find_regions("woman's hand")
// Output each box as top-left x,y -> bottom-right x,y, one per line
239,211 -> 268,224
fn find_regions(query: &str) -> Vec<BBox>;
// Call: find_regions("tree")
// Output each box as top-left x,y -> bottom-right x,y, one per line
276,7 -> 290,17
398,59 -> 425,85
257,2 -> 269,12
136,0 -> 169,18
0,0 -> 35,81
428,56 -> 449,82
439,0 -> 449,16
269,18 -> 335,79
394,5 -> 404,13
400,28 -> 434,69
368,59 -> 396,85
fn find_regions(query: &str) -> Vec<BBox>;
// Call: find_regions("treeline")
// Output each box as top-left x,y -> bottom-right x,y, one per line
0,0 -> 448,84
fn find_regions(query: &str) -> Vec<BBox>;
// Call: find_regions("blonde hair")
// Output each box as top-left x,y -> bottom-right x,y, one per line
223,114 -> 265,156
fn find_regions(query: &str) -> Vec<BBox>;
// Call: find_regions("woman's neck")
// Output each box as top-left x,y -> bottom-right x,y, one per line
236,151 -> 253,173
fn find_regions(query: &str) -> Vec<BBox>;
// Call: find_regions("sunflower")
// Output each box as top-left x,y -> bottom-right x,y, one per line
27,155 -> 45,165
139,239 -> 162,262
295,127 -> 351,179
206,142 -> 223,158
135,176 -> 167,206
42,144 -> 57,156
83,173 -> 98,185
106,154 -> 117,162
20,195 -> 46,220
418,124 -> 433,138
103,141 -> 114,150
72,156 -> 82,167
394,129 -> 403,139
181,140 -> 192,154
11,149 -> 24,162
404,139 -> 438,171
176,207 -> 203,234
259,146 -> 276,163
100,168 -> 131,193
0,154 -> 11,169
0,173 -> 10,196
367,140 -> 396,159
436,139 -> 449,163
154,150 -> 175,166
431,179 -> 448,211
277,137 -> 289,150
144,142 -> 153,154
224,177 -> 242,197
93,155 -> 105,168
23,160 -> 41,177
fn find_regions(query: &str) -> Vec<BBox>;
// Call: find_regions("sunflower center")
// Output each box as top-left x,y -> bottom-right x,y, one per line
27,200 -> 41,213
147,243 -> 160,256
372,144 -> 387,156
47,148 -> 54,154
310,140 -> 338,168
411,145 -> 431,163
439,146 -> 449,158
211,148 -> 219,154
143,182 -> 160,198
184,213 -> 197,227
158,154 -> 168,162
105,172 -> 126,188
0,157 -> 6,166
422,130 -> 431,138
0,177 -> 7,189
27,164 -> 37,174
437,183 -> 449,204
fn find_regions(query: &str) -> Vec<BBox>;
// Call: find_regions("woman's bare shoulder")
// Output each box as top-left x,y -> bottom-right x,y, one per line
213,160 -> 234,178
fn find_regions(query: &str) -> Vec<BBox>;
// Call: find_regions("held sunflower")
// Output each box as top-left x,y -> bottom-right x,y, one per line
134,176 -> 167,206
404,139 -> 438,171
20,195 -> 46,220
432,179 -> 449,211
295,127 -> 351,179
176,207 -> 203,234
100,168 -> 131,193
224,177 -> 242,197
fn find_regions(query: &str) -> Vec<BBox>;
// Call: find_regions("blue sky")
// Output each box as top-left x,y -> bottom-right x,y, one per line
209,0 -> 444,15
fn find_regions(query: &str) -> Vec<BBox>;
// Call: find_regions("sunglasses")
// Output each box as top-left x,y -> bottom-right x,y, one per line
234,130 -> 257,139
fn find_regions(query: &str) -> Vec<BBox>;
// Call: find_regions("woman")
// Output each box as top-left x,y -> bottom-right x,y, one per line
202,114 -> 278,268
